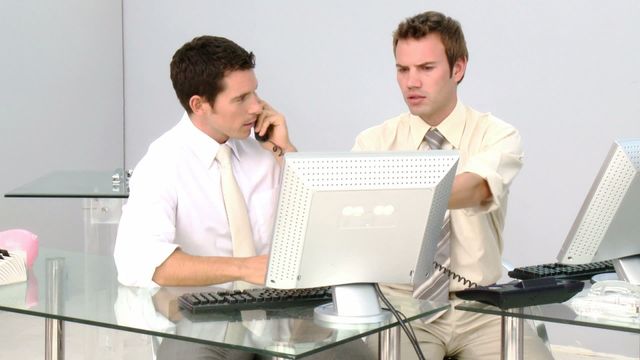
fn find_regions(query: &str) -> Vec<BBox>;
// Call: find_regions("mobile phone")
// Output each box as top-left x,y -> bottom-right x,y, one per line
254,125 -> 273,142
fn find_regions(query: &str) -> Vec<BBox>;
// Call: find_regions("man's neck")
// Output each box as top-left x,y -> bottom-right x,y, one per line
420,99 -> 458,127
188,113 -> 228,144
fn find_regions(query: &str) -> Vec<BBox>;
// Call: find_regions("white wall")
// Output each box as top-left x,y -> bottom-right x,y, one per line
0,0 -> 124,250
122,0 -> 640,356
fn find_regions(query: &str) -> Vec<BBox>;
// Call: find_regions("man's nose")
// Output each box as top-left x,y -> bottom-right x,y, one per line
248,95 -> 262,114
407,70 -> 421,88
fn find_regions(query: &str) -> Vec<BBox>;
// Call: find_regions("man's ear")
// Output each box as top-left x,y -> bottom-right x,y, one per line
188,95 -> 207,114
453,58 -> 467,83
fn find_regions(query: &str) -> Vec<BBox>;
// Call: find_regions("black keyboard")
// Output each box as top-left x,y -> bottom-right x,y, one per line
179,286 -> 333,314
456,278 -> 585,309
508,260 -> 614,281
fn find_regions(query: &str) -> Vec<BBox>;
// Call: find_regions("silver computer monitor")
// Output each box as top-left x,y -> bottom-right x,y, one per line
557,139 -> 640,284
265,151 -> 458,324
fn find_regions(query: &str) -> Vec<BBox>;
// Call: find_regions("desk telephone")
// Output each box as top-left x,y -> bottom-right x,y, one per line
589,280 -> 640,297
570,280 -> 640,321
431,260 -> 582,309
455,278 -> 585,309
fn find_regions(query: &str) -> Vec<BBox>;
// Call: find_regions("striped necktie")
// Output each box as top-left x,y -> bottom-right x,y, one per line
414,128 -> 451,303
216,144 -> 256,290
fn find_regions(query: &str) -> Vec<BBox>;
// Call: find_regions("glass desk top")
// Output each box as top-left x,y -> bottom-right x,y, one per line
4,170 -> 128,198
456,300 -> 640,334
0,248 -> 448,359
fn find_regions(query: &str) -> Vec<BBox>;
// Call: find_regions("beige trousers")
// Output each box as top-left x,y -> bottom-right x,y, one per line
368,300 -> 555,360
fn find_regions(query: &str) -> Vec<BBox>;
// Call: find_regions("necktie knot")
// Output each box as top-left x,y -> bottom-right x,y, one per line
216,144 -> 233,168
425,128 -> 446,150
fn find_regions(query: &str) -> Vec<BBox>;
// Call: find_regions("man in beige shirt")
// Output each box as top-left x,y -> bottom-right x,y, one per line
353,11 -> 554,360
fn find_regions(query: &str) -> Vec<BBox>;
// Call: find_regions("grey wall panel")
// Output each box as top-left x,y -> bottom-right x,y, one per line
0,0 -> 124,251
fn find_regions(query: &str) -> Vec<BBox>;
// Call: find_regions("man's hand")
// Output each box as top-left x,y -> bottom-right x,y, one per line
255,100 -> 297,158
239,254 -> 269,285
448,172 -> 492,209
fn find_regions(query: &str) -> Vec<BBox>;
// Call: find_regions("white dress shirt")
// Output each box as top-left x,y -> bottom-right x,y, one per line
353,101 -> 524,292
114,113 -> 281,287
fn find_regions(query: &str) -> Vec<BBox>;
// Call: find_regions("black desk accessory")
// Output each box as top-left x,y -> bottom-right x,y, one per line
456,278 -> 585,309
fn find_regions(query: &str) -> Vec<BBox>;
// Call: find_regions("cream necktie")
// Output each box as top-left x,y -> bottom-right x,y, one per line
216,144 -> 256,289
414,129 -> 451,304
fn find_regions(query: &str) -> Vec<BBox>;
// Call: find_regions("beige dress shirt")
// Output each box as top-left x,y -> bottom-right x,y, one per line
352,101 -> 523,293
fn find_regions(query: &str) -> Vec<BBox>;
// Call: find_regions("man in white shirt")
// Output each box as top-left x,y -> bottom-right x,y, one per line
114,35 -> 296,289
115,35 -> 373,360
353,11 -> 554,359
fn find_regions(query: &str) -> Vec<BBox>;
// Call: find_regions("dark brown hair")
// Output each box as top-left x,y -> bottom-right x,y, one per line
393,11 -> 468,80
170,36 -> 255,114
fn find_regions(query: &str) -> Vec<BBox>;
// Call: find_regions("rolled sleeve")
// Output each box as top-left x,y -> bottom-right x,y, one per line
114,218 -> 178,287
460,128 -> 523,215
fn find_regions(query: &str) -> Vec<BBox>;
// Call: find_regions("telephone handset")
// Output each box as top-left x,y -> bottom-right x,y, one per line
254,124 -> 284,157
254,124 -> 273,142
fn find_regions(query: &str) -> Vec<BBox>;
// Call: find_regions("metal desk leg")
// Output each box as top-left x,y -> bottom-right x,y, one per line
501,308 -> 524,360
379,325 -> 401,360
45,258 -> 65,360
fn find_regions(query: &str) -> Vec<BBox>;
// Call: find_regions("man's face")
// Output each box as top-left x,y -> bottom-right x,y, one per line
395,33 -> 466,126
195,69 -> 262,143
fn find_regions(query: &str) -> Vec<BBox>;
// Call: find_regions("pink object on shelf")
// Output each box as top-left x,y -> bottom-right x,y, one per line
0,229 -> 39,268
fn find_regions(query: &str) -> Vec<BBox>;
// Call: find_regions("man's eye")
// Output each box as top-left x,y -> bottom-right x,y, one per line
397,68 -> 408,73
421,65 -> 434,71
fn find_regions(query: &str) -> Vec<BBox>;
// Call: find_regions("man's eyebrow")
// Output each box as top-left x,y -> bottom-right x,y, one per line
396,61 -> 437,68
231,91 -> 251,100
232,84 -> 258,101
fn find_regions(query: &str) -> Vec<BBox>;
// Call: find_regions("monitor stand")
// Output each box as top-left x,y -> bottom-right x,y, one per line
613,255 -> 640,285
314,283 -> 391,325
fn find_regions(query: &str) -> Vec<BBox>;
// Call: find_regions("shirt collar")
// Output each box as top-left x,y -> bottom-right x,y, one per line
178,113 -> 241,169
408,100 -> 466,150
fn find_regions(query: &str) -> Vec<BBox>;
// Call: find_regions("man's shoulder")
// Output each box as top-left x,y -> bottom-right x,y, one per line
354,113 -> 412,150
361,112 -> 411,133
463,104 -> 519,136
133,123 -> 186,177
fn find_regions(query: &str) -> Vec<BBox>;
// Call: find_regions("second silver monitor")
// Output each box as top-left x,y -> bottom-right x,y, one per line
557,139 -> 640,283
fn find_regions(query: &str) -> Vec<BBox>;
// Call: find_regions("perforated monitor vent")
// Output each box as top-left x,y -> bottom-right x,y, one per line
564,141 -> 640,259
286,154 -> 458,189
266,152 -> 459,286
267,169 -> 312,284
627,141 -> 640,168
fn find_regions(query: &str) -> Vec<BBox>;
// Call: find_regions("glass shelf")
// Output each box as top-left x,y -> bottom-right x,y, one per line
4,170 -> 129,198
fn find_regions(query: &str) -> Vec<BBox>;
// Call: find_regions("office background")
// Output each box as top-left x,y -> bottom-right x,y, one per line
1,0 -> 639,357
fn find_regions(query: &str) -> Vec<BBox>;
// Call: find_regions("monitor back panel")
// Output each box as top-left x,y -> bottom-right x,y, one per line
266,151 -> 458,289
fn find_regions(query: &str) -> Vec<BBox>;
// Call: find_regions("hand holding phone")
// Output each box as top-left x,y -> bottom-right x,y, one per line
253,100 -> 296,157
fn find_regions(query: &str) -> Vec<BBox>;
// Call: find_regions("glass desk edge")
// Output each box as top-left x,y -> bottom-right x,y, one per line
0,248 -> 449,359
455,301 -> 640,334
